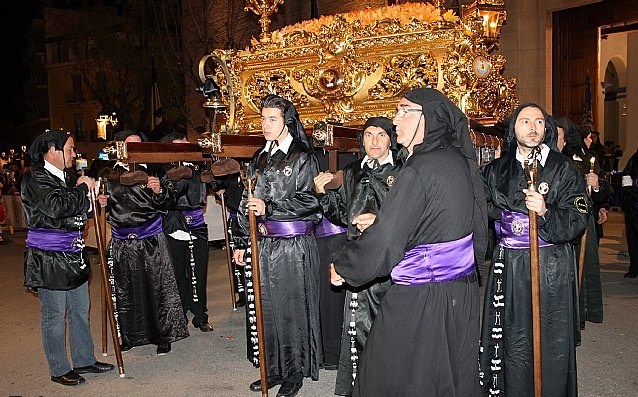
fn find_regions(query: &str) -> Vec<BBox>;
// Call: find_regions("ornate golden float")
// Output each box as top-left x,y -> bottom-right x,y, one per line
198,0 -> 515,153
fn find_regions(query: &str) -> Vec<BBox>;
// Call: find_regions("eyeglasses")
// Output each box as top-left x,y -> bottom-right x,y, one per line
394,108 -> 422,119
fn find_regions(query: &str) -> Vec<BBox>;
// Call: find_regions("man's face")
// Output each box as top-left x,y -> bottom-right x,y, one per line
62,137 -> 76,169
362,126 -> 391,160
514,106 -> 545,149
261,107 -> 287,142
556,126 -> 565,152
393,97 -> 424,149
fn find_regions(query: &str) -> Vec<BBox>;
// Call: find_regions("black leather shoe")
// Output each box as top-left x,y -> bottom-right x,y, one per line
624,271 -> 638,278
197,323 -> 214,332
120,343 -> 133,352
249,377 -> 283,392
74,361 -> 115,374
277,381 -> 303,397
157,343 -> 171,355
236,294 -> 246,308
51,370 -> 85,386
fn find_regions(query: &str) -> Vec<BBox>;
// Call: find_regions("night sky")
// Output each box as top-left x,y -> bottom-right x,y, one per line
0,1 -> 43,144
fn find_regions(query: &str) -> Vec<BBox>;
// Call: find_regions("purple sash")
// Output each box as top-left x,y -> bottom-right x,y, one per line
499,210 -> 553,249
257,219 -> 314,238
391,234 -> 475,285
112,216 -> 163,240
314,217 -> 347,238
26,228 -> 83,253
182,208 -> 205,228
229,210 -> 237,220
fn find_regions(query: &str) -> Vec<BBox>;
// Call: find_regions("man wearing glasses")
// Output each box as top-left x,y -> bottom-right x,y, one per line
331,88 -> 487,397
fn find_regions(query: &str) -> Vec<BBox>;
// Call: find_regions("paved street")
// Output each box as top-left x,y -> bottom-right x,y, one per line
0,211 -> 636,397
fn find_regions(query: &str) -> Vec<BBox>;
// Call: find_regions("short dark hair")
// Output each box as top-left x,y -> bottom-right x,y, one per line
160,131 -> 187,143
261,94 -> 288,118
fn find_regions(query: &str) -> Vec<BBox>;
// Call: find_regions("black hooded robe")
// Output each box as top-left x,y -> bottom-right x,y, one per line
103,163 -> 189,348
479,105 -> 588,397
318,118 -> 402,396
236,130 -> 323,381
333,88 -> 487,397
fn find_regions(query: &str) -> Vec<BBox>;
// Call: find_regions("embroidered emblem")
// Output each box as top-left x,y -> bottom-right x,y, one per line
283,166 -> 293,177
511,219 -> 525,236
386,175 -> 395,187
258,223 -> 268,236
574,196 -> 588,214
537,182 -> 549,195
185,215 -> 193,224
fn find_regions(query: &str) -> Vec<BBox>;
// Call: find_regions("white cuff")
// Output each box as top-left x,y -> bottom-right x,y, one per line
622,175 -> 633,187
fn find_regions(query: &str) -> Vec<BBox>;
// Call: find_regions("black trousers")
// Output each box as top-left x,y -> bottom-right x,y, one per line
166,229 -> 210,326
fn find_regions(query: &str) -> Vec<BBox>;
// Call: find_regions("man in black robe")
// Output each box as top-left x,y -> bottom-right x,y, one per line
331,88 -> 487,397
315,117 -> 401,396
98,130 -> 188,355
556,117 -> 608,325
233,95 -> 322,397
23,130 -> 114,386
622,146 -> 638,278
160,132 -> 214,332
480,104 -> 588,396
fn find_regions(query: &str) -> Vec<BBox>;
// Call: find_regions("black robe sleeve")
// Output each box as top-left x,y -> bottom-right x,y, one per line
333,166 -> 426,287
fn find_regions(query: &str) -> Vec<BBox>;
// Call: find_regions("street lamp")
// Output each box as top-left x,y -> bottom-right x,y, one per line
95,112 -> 118,141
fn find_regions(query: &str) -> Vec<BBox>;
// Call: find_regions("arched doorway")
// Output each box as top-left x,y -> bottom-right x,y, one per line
602,57 -> 626,159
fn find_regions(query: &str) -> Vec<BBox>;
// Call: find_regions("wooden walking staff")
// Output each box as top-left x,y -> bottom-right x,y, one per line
579,156 -> 596,290
241,168 -> 269,397
525,156 -> 542,397
99,196 -> 108,355
89,186 -> 125,377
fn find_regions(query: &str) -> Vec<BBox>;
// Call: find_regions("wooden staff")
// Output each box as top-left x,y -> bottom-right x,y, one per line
244,173 -> 268,397
89,189 -> 125,377
98,182 -> 109,355
220,194 -> 237,310
579,157 -> 596,290
525,159 -> 542,397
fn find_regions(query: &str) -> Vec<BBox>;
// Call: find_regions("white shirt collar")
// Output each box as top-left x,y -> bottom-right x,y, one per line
516,144 -> 550,168
361,152 -> 394,169
262,133 -> 293,155
44,160 -> 66,183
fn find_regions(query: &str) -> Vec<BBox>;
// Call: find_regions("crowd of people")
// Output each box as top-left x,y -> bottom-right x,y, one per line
16,88 -> 638,396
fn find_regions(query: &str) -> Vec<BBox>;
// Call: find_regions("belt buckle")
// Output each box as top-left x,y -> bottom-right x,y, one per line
127,233 -> 138,240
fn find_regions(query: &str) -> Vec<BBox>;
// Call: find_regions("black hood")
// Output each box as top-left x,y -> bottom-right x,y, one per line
554,116 -> 585,157
358,117 -> 398,157
283,99 -> 311,150
504,102 -> 558,153
28,130 -> 70,164
114,129 -> 149,142
401,87 -> 487,267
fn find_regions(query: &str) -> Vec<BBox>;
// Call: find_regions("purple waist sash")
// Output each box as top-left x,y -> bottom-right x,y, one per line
257,219 -> 315,238
314,217 -> 347,238
499,210 -> 553,249
182,208 -> 205,228
26,228 -> 83,253
391,234 -> 475,285
229,210 -> 237,220
112,216 -> 163,240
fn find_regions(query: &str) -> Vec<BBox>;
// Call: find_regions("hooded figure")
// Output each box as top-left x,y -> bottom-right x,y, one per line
28,130 -> 70,165
316,116 -> 402,396
554,117 -> 607,326
332,88 -> 486,397
480,103 -> 588,397
233,94 -> 322,396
